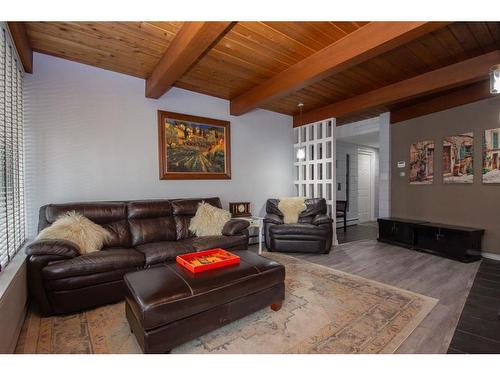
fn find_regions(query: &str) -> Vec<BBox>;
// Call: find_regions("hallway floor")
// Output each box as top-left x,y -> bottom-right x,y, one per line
336,221 -> 378,244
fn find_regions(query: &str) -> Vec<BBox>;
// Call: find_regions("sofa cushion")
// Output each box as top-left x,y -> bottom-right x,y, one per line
128,200 -> 176,246
36,212 -> 112,255
270,223 -> 330,239
171,198 -> 222,240
127,200 -> 173,219
42,248 -> 144,280
41,202 -> 131,248
135,240 -> 196,266
129,217 -> 177,246
124,250 -> 285,330
44,202 -> 128,226
174,216 -> 194,241
189,235 -> 246,251
189,202 -> 231,236
101,219 -> 132,248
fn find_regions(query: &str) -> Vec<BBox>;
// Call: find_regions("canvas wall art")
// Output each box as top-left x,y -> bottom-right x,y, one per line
442,132 -> 474,184
158,110 -> 231,180
483,127 -> 500,183
409,140 -> 434,184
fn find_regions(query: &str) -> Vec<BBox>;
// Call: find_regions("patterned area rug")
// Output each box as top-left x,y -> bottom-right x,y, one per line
15,252 -> 438,354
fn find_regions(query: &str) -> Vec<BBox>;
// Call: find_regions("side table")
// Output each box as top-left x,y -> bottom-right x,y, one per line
238,216 -> 264,254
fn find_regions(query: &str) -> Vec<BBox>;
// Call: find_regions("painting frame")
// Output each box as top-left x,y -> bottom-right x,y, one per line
409,140 -> 435,185
158,110 -> 231,180
482,127 -> 500,184
442,132 -> 474,184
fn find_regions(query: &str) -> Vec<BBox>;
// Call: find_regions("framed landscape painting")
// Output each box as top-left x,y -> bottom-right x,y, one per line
409,140 -> 434,184
442,132 -> 474,184
158,111 -> 231,180
483,127 -> 500,184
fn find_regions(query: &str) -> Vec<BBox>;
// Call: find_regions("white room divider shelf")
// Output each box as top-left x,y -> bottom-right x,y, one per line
293,118 -> 336,218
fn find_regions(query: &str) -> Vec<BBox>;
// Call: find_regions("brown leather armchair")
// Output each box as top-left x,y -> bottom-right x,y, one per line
26,198 -> 250,316
264,198 -> 333,254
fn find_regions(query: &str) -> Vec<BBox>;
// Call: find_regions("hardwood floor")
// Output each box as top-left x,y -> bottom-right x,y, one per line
252,239 -> 480,353
336,222 -> 378,244
448,258 -> 500,353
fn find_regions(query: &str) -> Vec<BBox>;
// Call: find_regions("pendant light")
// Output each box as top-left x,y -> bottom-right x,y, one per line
490,64 -> 500,94
296,103 -> 306,160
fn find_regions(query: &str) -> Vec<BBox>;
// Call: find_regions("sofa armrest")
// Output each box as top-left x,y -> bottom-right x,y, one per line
26,239 -> 81,258
222,219 -> 250,236
312,214 -> 333,226
264,213 -> 283,225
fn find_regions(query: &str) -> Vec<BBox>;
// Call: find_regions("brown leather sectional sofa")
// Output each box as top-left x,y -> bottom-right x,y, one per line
26,197 -> 250,316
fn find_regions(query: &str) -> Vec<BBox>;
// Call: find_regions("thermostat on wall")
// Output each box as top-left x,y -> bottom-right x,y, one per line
397,161 -> 406,168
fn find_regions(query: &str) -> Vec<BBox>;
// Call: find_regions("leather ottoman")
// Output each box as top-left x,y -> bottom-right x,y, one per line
124,250 -> 285,353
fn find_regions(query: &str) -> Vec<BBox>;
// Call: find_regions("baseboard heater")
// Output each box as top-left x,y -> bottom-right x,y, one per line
377,217 -> 484,263
336,218 -> 358,228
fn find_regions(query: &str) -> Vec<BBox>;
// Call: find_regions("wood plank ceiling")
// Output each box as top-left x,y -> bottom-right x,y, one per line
24,21 -> 500,125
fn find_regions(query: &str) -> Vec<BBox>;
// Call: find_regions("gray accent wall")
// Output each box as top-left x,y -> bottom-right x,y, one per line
24,53 -> 295,238
391,95 -> 500,256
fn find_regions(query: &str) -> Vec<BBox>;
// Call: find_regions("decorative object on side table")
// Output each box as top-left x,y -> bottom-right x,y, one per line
229,202 -> 251,217
158,110 -> 231,180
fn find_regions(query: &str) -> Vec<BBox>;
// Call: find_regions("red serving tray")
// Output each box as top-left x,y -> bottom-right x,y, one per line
176,248 -> 240,273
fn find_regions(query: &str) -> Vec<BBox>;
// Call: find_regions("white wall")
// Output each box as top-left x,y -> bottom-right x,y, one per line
24,53 -> 294,237
378,112 -> 391,218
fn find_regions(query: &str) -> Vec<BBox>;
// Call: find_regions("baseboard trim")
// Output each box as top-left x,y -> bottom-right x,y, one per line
336,217 -> 359,229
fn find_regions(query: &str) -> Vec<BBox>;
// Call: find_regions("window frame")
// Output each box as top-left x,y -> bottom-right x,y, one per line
0,22 -> 26,272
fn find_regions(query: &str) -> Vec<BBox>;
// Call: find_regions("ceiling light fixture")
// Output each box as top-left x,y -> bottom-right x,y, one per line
296,103 -> 306,160
490,64 -> 500,94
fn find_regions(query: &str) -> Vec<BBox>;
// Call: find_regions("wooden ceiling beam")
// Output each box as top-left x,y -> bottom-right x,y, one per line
390,80 -> 493,124
230,22 -> 449,116
294,50 -> 500,127
145,21 -> 233,99
7,22 -> 33,73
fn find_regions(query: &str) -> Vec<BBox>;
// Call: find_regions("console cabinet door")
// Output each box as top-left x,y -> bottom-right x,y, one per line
378,220 -> 396,242
417,227 -> 467,258
378,220 -> 415,247
392,222 -> 415,246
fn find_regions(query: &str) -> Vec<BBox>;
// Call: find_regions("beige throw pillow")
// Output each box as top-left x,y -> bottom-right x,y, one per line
189,202 -> 231,237
278,197 -> 307,224
36,211 -> 112,254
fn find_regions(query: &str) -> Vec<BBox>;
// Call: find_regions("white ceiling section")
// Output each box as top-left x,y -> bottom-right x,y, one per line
336,116 -> 381,148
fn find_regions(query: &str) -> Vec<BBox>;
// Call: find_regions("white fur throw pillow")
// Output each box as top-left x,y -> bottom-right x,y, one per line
36,211 -> 112,254
278,197 -> 307,224
189,202 -> 231,237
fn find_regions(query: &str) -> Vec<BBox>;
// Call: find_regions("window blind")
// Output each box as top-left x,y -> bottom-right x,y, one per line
0,24 -> 25,272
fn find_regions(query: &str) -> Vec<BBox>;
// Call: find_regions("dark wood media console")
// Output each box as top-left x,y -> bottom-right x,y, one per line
377,218 -> 484,263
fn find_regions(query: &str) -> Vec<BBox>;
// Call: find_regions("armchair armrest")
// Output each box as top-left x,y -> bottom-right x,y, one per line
264,213 -> 283,225
312,214 -> 333,226
222,219 -> 250,236
26,239 -> 81,258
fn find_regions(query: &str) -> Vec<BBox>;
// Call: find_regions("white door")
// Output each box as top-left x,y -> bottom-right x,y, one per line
358,152 -> 372,223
